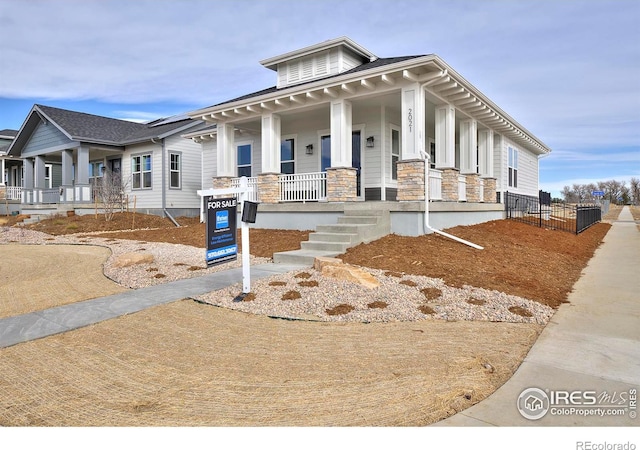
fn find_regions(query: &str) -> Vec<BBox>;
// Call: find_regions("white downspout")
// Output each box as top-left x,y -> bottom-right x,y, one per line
420,151 -> 483,250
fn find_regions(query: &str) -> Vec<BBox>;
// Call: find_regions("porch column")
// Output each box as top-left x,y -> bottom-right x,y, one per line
478,129 -> 494,178
479,129 -> 496,202
22,157 -> 34,203
259,113 -> 281,204
61,149 -> 74,202
460,119 -> 477,174
76,145 -> 90,202
435,104 -> 456,169
435,104 -> 458,201
330,99 -> 352,168
261,113 -> 281,174
401,83 -> 425,160
34,155 -> 46,189
216,123 -> 236,177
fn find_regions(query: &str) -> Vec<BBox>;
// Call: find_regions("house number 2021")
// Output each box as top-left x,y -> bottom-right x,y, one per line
407,108 -> 413,132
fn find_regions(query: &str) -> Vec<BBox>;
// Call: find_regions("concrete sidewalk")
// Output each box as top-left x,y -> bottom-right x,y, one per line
0,262 -> 304,348
438,206 -> 640,426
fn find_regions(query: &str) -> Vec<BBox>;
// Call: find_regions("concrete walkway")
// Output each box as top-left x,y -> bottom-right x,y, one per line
438,206 -> 640,426
0,262 -> 304,348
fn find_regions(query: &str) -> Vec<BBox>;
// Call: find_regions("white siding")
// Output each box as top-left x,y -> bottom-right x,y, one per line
201,139 -> 217,189
121,142 -> 162,210
165,134 -> 203,209
499,137 -> 539,197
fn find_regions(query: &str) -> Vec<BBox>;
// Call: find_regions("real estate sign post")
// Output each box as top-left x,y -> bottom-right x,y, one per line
205,196 -> 238,266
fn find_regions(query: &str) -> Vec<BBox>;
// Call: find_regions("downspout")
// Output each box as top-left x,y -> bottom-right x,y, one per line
420,151 -> 483,250
153,137 -> 180,228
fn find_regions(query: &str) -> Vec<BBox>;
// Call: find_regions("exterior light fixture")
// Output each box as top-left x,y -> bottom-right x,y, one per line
306,144 -> 314,154
366,136 -> 375,148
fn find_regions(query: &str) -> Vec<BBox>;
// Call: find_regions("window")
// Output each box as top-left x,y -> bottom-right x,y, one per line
508,147 -> 518,188
45,164 -> 52,188
132,154 -> 152,189
280,138 -> 295,174
320,135 -> 331,172
391,127 -> 400,180
170,153 -> 181,189
429,139 -> 436,169
237,144 -> 252,177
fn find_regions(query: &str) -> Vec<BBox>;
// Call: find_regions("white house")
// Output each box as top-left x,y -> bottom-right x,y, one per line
7,105 -> 206,218
185,37 -> 550,239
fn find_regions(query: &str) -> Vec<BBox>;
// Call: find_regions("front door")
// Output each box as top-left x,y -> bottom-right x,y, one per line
320,132 -> 363,198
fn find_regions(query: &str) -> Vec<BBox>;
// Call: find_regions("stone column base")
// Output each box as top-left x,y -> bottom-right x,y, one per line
326,167 -> 357,202
464,173 -> 481,203
212,176 -> 234,190
441,168 -> 460,202
482,177 -> 497,203
258,173 -> 280,204
397,159 -> 426,201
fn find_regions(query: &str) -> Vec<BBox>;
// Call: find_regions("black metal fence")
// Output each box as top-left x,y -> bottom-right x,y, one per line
505,191 -> 601,234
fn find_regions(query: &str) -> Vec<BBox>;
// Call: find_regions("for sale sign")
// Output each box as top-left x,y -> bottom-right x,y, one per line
205,196 -> 237,266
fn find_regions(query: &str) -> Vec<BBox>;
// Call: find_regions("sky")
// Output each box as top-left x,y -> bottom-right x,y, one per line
0,0 -> 638,198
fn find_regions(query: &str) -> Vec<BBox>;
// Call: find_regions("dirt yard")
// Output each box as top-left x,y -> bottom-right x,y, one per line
0,209 -> 615,426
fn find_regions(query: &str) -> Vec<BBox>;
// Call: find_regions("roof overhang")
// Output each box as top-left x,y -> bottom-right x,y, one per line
260,36 -> 377,71
189,55 -> 551,156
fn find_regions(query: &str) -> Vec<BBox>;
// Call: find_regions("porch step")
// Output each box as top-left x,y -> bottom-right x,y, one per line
273,208 -> 390,266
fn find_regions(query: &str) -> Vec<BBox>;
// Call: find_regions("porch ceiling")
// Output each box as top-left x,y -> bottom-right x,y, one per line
189,55 -> 551,156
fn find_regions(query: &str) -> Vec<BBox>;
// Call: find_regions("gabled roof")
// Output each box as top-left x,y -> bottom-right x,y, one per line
260,36 -> 377,71
9,105 -> 203,156
0,129 -> 18,139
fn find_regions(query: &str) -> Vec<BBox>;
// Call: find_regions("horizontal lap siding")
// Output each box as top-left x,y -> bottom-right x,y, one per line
165,135 -> 202,209
122,142 -> 162,209
22,122 -> 71,156
500,137 -> 539,197
202,140 -> 217,188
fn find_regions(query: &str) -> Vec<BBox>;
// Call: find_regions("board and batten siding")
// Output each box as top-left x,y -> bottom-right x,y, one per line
22,122 -> 72,156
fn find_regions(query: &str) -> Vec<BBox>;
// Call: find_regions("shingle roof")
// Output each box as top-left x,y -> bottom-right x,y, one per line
36,105 -> 198,145
0,129 -> 18,138
208,56 -> 426,108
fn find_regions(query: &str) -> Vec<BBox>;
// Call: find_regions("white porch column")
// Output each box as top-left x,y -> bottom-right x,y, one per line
478,129 -> 494,178
261,113 -> 281,173
0,158 -> 5,186
216,123 -> 236,177
435,104 -> 456,169
401,83 -> 425,160
460,119 -> 477,174
330,99 -> 352,167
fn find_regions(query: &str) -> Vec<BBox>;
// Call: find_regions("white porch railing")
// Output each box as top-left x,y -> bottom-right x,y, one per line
4,186 -> 23,201
231,177 -> 258,202
458,175 -> 467,202
428,169 -> 442,201
279,172 -> 327,202
478,178 -> 485,203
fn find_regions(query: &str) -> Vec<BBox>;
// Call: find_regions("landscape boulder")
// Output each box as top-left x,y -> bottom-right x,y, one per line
112,252 -> 154,268
316,258 -> 380,289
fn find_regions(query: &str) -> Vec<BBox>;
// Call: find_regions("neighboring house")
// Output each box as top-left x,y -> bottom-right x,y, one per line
7,105 -> 206,218
0,129 -> 22,214
185,37 -> 551,236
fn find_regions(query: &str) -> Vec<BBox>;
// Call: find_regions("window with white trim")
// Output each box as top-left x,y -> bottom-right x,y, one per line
508,146 -> 518,188
132,154 -> 152,189
280,138 -> 295,174
237,144 -> 252,177
169,152 -> 181,189
391,127 -> 400,180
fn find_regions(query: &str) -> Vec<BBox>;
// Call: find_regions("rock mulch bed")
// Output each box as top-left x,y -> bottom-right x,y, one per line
195,267 -> 554,324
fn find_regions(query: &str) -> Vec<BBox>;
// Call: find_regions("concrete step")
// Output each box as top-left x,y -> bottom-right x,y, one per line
337,215 -> 379,225
308,232 -> 358,243
300,240 -> 349,252
273,249 -> 342,266
315,223 -> 375,234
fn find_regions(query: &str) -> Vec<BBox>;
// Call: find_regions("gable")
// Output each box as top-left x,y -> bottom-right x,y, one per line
22,120 -> 73,156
